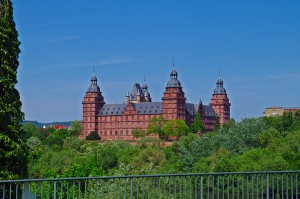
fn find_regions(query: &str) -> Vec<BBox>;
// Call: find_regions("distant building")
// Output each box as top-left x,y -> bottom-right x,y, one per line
53,125 -> 65,130
263,106 -> 300,117
81,69 -> 231,140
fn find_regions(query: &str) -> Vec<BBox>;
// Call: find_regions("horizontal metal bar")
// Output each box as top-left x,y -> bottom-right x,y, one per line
1,171 -> 299,184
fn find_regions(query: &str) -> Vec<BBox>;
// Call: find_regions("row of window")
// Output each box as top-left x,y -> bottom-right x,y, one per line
84,123 -> 147,129
99,130 -> 130,136
98,122 -> 146,128
98,115 -> 154,122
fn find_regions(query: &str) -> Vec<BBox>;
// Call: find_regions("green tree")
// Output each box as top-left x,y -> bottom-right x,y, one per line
0,0 -> 28,180
63,136 -> 86,153
131,147 -> 166,174
44,135 -> 64,150
179,134 -> 216,172
147,116 -> 165,137
215,117 -> 268,154
214,117 -> 220,130
189,113 -> 205,133
70,120 -> 82,136
86,131 -> 101,140
20,123 -> 43,141
26,136 -> 42,159
52,128 -> 71,139
132,127 -> 148,138
162,119 -> 189,140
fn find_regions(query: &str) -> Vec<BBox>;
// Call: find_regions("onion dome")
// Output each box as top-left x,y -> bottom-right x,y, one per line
214,78 -> 226,94
167,69 -> 181,87
91,74 -> 97,81
170,69 -> 178,77
87,74 -> 100,92
142,83 -> 148,90
216,78 -> 223,86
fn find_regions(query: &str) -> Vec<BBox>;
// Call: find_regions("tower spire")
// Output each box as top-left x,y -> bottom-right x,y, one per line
218,68 -> 221,80
172,58 -> 175,69
93,65 -> 95,74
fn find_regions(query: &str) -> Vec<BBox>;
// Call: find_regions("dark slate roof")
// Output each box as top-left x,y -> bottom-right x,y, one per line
203,105 -> 218,117
135,102 -> 162,114
186,103 -> 217,117
214,87 -> 227,94
214,78 -> 227,94
186,103 -> 197,115
98,104 -> 127,116
167,69 -> 182,88
98,102 -> 162,116
87,75 -> 101,92
167,78 -> 182,87
87,83 -> 100,92
130,83 -> 145,100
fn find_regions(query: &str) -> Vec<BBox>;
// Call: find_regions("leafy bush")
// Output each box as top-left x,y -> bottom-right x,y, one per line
85,131 -> 101,140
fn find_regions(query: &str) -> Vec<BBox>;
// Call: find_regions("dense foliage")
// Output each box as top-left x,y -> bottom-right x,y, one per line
21,111 -> 300,179
0,0 -> 29,180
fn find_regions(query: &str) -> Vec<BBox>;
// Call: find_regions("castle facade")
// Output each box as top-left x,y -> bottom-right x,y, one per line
82,69 -> 231,140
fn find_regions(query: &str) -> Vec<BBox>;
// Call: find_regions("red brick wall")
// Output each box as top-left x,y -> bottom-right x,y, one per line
96,112 -> 162,140
162,87 -> 186,120
210,94 -> 231,125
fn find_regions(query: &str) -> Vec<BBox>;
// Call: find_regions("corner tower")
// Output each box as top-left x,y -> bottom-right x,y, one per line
82,74 -> 105,136
162,69 -> 186,120
210,77 -> 231,125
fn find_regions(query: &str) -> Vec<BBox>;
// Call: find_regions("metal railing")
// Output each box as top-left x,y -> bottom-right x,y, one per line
0,171 -> 299,199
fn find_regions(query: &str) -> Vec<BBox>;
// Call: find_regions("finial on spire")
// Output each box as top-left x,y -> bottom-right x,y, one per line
218,68 -> 221,79
92,65 -> 95,74
144,74 -> 146,82
172,58 -> 175,68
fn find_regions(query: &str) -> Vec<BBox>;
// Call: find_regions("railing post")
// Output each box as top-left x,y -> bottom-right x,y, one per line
22,182 -> 30,199
266,174 -> 269,199
2,184 -> 5,199
130,178 -> 133,199
200,176 -> 203,199
296,174 -> 298,199
53,181 -> 57,199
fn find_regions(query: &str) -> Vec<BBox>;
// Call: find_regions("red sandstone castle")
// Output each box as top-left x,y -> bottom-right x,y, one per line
82,69 -> 231,140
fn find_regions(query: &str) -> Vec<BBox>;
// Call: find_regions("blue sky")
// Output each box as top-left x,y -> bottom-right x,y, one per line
12,0 -> 300,122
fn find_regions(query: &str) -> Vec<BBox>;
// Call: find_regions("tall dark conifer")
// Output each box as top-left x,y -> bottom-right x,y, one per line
0,0 -> 28,180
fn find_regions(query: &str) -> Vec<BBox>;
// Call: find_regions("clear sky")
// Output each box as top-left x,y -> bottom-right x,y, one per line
12,0 -> 300,122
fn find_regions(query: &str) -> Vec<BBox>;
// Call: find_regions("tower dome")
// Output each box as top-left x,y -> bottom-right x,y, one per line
142,83 -> 148,90
87,74 -> 100,92
91,74 -> 97,81
214,78 -> 226,94
170,69 -> 178,77
216,78 -> 223,85
167,69 -> 181,87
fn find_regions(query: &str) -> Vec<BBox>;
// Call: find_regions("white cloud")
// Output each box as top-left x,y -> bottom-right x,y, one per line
40,57 -> 138,69
39,35 -> 82,44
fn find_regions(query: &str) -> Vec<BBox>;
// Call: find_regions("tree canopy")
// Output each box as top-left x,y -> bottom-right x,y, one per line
0,0 -> 29,180
22,112 -> 300,179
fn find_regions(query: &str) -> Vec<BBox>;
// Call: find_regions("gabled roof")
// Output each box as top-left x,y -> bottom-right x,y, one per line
130,83 -> 145,101
134,102 -> 162,114
98,104 -> 127,116
98,102 -> 162,116
186,103 -> 197,115
203,105 -> 218,117
186,103 -> 217,117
